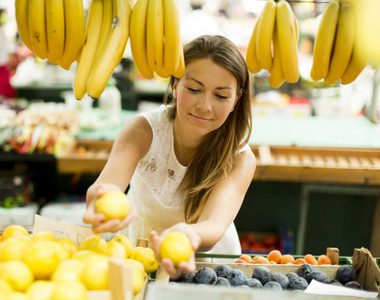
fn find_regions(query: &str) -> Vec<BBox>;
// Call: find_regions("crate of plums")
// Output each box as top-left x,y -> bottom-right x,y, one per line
153,247 -> 379,299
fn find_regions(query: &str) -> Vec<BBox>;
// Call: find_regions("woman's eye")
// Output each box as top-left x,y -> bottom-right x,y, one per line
215,94 -> 228,100
187,88 -> 200,93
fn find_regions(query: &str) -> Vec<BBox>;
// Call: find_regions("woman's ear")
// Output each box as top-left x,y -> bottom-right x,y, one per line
172,80 -> 178,99
231,90 -> 243,112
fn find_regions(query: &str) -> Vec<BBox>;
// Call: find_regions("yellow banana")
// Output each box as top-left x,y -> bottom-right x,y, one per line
276,0 -> 299,83
15,0 -> 33,51
28,0 -> 48,59
256,0 -> 276,71
157,0 -> 181,78
45,0 -> 65,63
245,17 -> 261,74
87,0 -> 133,99
340,46 -> 368,85
172,41 -> 185,78
58,0 -> 86,70
130,0 -> 154,79
324,3 -> 355,85
146,0 -> 164,73
93,0 -> 113,64
310,0 -> 339,81
73,0 -> 103,100
269,29 -> 284,89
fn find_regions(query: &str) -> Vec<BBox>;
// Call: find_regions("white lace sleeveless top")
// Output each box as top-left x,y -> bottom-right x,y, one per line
123,105 -> 248,257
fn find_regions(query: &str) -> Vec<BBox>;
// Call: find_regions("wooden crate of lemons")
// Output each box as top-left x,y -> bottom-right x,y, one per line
0,219 -> 152,300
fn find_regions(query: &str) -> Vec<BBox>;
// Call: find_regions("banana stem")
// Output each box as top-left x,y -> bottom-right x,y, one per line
368,67 -> 380,124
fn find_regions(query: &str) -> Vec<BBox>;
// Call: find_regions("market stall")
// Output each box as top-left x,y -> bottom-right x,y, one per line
0,0 -> 380,299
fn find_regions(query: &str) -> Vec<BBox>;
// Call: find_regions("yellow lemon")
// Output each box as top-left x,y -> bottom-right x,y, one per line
0,237 -> 30,262
95,191 -> 130,221
71,250 -> 99,262
160,231 -> 192,267
1,225 -> 29,242
50,241 -> 70,262
78,234 -> 107,255
124,258 -> 146,277
51,259 -> 84,282
129,247 -> 159,274
111,235 -> 133,258
106,240 -> 126,258
22,241 -> 60,279
31,231 -> 57,242
51,280 -> 88,300
0,278 -> 13,294
123,260 -> 146,295
26,280 -> 56,300
81,254 -> 109,290
0,260 -> 34,292
57,238 -> 78,256
8,291 -> 31,300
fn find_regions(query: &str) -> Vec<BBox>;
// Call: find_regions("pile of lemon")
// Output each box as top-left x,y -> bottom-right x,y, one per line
0,224 -> 158,300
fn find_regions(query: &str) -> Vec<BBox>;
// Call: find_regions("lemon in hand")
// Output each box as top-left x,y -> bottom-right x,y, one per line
95,191 -> 130,221
160,232 -> 192,267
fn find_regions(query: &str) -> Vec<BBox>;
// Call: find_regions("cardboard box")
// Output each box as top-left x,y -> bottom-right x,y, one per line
32,215 -> 148,300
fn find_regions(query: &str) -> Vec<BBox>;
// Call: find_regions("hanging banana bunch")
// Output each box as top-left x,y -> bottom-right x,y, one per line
15,0 -> 85,68
310,0 -> 368,85
76,0 -> 133,100
246,0 -> 299,88
130,0 -> 185,79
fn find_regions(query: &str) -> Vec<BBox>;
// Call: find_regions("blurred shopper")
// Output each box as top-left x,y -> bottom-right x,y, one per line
0,9 -> 16,98
181,0 -> 225,44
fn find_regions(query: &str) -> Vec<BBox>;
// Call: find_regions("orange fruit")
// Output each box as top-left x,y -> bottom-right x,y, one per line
280,254 -> 295,264
267,250 -> 282,264
255,257 -> 270,264
294,258 -> 307,265
304,254 -> 318,265
317,255 -> 331,265
239,254 -> 253,263
251,255 -> 263,263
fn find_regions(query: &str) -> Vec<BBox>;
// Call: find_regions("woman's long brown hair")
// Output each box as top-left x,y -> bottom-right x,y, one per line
164,35 -> 252,223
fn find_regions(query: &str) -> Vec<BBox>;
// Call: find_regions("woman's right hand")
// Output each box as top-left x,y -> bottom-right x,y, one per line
83,183 -> 137,233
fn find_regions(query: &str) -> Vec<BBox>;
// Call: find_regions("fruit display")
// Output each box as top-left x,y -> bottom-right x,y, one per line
0,224 -> 151,299
2,103 -> 80,155
234,251 -> 333,266
310,0 -> 368,85
246,0 -> 299,88
172,262 -> 364,292
129,0 -> 184,79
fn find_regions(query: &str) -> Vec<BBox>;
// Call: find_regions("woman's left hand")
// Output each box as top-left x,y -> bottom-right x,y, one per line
149,223 -> 201,279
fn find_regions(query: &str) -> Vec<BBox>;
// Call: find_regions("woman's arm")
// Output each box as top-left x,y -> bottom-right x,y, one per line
150,148 -> 256,278
191,148 -> 256,251
83,114 -> 153,233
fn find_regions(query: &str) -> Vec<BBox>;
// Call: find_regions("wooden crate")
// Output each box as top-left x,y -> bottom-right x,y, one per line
252,145 -> 380,185
155,248 -> 380,293
57,141 -> 380,186
57,139 -> 113,174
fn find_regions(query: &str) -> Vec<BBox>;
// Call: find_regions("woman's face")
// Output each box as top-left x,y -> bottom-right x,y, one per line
173,58 -> 240,140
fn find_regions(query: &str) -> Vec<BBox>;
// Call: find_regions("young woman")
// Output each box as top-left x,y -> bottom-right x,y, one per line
84,35 -> 256,278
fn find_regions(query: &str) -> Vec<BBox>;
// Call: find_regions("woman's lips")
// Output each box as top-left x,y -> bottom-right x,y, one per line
190,113 -> 211,123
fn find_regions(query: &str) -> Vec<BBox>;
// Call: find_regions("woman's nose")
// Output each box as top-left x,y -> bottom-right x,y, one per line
196,93 -> 212,111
